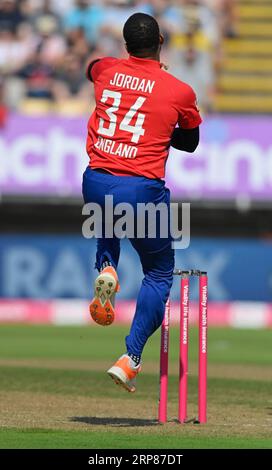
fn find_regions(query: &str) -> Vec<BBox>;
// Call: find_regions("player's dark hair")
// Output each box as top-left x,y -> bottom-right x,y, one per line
123,13 -> 160,56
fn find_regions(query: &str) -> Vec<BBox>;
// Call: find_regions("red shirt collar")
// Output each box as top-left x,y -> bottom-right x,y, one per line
128,55 -> 161,68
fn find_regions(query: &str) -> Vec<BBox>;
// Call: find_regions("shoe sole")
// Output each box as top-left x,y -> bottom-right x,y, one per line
90,272 -> 117,326
107,366 -> 136,393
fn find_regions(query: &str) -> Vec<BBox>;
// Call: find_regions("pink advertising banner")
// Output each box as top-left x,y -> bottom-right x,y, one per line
0,114 -> 271,200
0,299 -> 272,328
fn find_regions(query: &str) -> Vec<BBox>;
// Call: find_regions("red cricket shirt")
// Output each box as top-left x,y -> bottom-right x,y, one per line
86,55 -> 202,179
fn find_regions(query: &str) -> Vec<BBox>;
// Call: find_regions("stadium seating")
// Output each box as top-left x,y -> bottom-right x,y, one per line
215,0 -> 272,113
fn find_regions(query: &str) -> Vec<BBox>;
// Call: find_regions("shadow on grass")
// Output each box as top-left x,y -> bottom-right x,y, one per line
70,416 -> 158,427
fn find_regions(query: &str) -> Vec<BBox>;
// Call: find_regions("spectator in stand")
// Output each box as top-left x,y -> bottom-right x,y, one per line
66,27 -> 90,63
0,23 -> 36,74
17,45 -> 55,100
0,0 -> 25,33
0,0 -> 238,114
54,51 -> 90,102
169,35 -> 215,113
204,0 -> 237,38
176,0 -> 219,47
34,15 -> 67,66
26,0 -> 74,16
30,0 -> 62,30
64,0 -> 104,45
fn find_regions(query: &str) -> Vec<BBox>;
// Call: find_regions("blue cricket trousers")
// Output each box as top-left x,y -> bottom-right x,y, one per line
82,167 -> 174,356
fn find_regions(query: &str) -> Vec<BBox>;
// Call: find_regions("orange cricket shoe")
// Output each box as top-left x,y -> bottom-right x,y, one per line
89,266 -> 120,326
107,354 -> 142,393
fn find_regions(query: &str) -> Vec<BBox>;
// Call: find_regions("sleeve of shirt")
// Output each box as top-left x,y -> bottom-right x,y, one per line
177,84 -> 202,129
86,57 -> 118,83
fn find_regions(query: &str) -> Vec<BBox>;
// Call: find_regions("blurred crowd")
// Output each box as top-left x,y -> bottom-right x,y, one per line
0,0 -> 237,121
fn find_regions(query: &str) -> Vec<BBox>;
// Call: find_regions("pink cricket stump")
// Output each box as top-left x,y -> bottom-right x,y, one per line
158,298 -> 170,423
178,273 -> 190,423
198,272 -> 208,423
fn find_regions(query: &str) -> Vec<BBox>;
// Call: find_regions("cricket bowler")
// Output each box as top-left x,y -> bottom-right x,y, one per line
82,12 -> 202,392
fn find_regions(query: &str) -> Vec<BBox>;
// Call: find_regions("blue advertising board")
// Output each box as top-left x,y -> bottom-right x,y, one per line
0,235 -> 271,301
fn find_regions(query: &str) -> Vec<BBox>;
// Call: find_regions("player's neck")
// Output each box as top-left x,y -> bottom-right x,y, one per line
130,52 -> 160,62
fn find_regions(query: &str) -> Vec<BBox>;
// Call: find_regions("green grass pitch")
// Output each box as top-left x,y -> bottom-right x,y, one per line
0,324 -> 271,449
